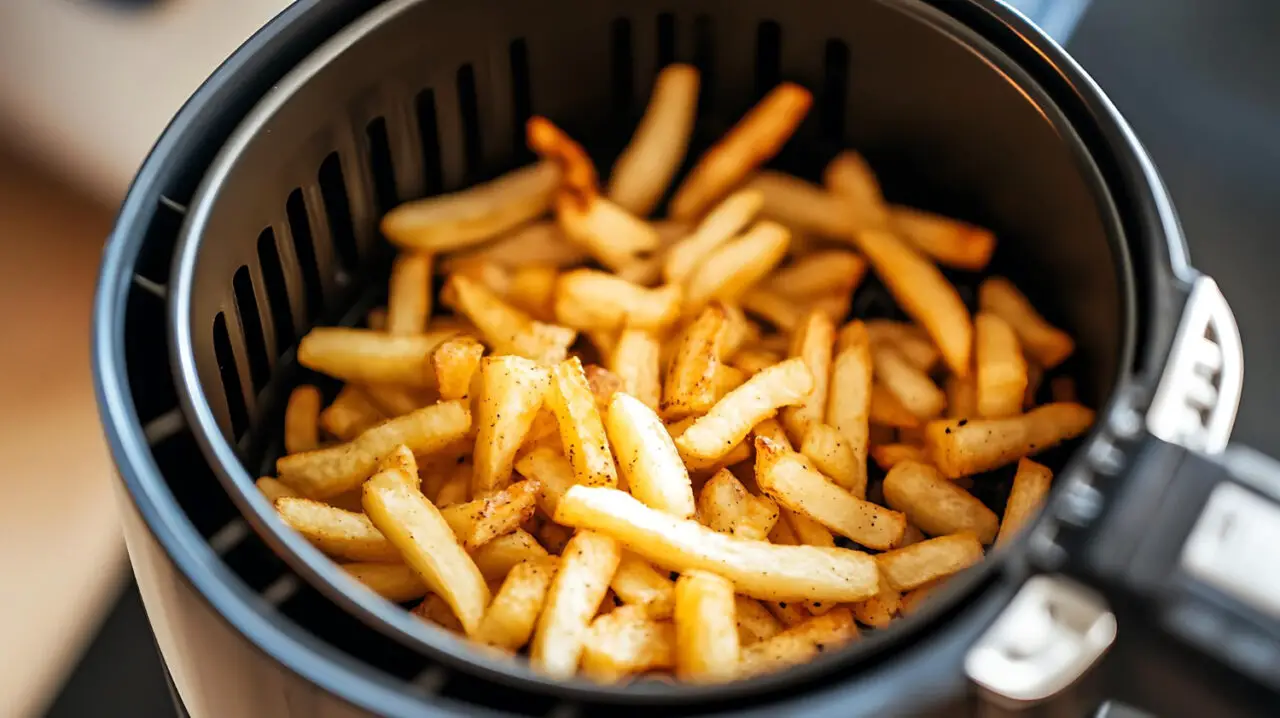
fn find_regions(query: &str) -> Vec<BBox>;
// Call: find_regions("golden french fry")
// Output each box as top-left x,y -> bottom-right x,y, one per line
470,529 -> 550,582
344,562 -> 429,603
514,445 -> 576,518
608,63 -> 700,215
298,328 -> 456,388
257,476 -> 300,503
730,347 -> 783,376
444,258 -> 512,303
584,364 -> 624,410
782,312 -> 835,441
870,384 -> 922,429
738,607 -> 859,677
877,533 -> 984,591
557,194 -> 660,271
765,250 -> 867,299
413,594 -> 464,633
441,221 -> 588,272
763,596 -> 812,627
554,269 -> 682,332
900,578 -> 945,616
826,330 -> 873,499
382,162 -> 560,252
734,596 -> 784,645
882,461 -> 998,544
274,498 -> 399,562
445,275 -> 576,364
530,530 -> 623,677
871,443 -> 927,470
531,517 -> 574,555
850,576 -> 902,628
822,150 -> 890,227
996,458 -> 1054,546
710,364 -> 747,402
900,523 -> 927,547
751,417 -> 792,450
474,556 -> 559,651
945,374 -> 977,419
975,312 -> 1028,418
674,570 -> 740,682
872,342 -> 946,420
799,422 -> 861,496
434,462 -> 470,507
979,277 -> 1074,368
360,384 -> 430,419
607,392 -> 696,518
277,401 -> 471,499
608,328 -> 662,411
675,358 -> 813,463
284,385 -> 322,454
431,336 -> 485,402
670,83 -> 812,220
861,320 -> 939,371
506,264 -> 560,322
362,468 -> 491,635
580,606 -> 676,682
890,206 -> 996,271
719,303 -> 760,359
697,469 -> 779,541
782,507 -> 836,550
473,356 -> 551,495
610,552 -> 676,619
748,171 -> 863,238
527,116 -> 598,200
756,438 -> 906,550
555,486 -> 879,602
684,221 -> 790,311
924,402 -> 1095,479
376,444 -> 418,477
740,287 -> 803,332
664,189 -> 764,285
386,253 -> 433,335
548,357 -> 619,488
442,479 -> 541,550
319,385 -> 385,441
662,304 -> 727,419
853,229 -> 972,377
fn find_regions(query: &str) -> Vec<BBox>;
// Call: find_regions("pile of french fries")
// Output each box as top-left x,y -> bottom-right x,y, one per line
258,63 -> 1095,683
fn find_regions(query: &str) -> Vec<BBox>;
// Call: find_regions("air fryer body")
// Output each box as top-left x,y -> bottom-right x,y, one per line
95,1 -> 1279,717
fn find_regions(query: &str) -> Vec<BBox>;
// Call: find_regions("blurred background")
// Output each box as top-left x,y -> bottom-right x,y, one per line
0,0 -> 1274,716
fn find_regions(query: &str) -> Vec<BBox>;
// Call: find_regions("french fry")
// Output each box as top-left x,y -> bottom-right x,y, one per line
532,518 -> 574,555
719,303 -> 760,359
876,533 -> 984,591
413,594 -> 464,633
996,458 -> 1054,546
530,530 -> 623,677
607,64 -> 700,216
748,171 -> 863,238
740,287 -> 803,332
257,476 -> 300,503
882,461 -> 999,544
861,320 -> 939,372
850,578 -> 902,628
782,508 -> 836,549
441,220 -> 588,272
361,384 -> 431,418
274,498 -> 399,562
752,417 -> 793,450
734,596 -> 784,645
555,486 -> 879,602
900,579 -> 945,616
662,304 -> 727,419
557,194 -> 660,271
900,523 -> 927,547
432,336 -> 485,402
386,253 -> 433,335
924,402 -> 1095,479
446,275 -> 576,364
382,161 -> 561,252
683,221 -> 790,312
826,331 -> 873,498
756,438 -> 906,550
890,206 -> 996,271
445,258 -> 513,302
474,556 -> 559,651
697,469 -> 780,541
345,562 -> 428,603
527,116 -> 598,200
870,384 -> 922,429
730,347 -> 783,376
376,444 -> 418,476
853,229 -> 971,377
945,374 -> 977,419
298,328 -> 456,388
434,462 -> 470,507
979,277 -> 1074,368
1050,375 -> 1078,404
580,606 -> 677,681
277,400 -> 471,499
606,392 -> 696,518
584,365 -> 624,410
670,83 -> 812,220
470,529 -> 550,582
554,270 -> 682,332
548,357 -> 619,488
514,445 -> 576,518
711,364 -> 747,402
362,468 -> 491,635
872,342 -> 946,419
810,292 -> 853,325
442,479 -> 542,550
610,552 -> 677,619
608,328 -> 662,410
664,189 -> 764,285
782,312 -> 835,441
765,250 -> 868,299
674,570 -> 740,682
319,385 -> 385,441
473,356 -> 551,495
975,312 -> 1028,418
822,150 -> 889,228
675,358 -> 813,463
506,264 -> 559,322
738,607 -> 859,677
799,423 -> 861,496
284,385 -> 322,454
871,443 -> 927,470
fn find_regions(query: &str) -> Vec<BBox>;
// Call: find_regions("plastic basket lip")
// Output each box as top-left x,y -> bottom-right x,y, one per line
96,0 -> 1187,713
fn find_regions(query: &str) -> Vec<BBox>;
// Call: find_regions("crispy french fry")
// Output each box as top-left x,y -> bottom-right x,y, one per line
361,384 -> 431,418
506,264 -> 559,322
470,529 -> 550,582
900,578 -> 945,616
474,556 -> 559,651
608,63 -> 700,215
684,221 -> 790,311
445,258 -> 513,302
763,597 -> 811,627
861,320 -> 939,371
376,444 -> 418,477
608,328 -> 662,411
850,578 -> 902,628
782,312 -> 835,441
738,608 -> 859,677
752,417 -> 793,450
740,287 -> 803,332
320,385 -> 385,441
434,462 -> 470,507
697,469 -> 779,541
345,562 -> 429,603
979,277 -> 1074,368
662,304 -> 727,419
890,206 -> 996,271
610,552 -> 677,619
975,312 -> 1028,418
554,269 -> 682,332
900,523 -> 927,547
607,392 -> 696,518
670,83 -> 812,220
664,189 -> 763,285
765,250 -> 868,299
823,150 -> 890,228
674,571 -> 740,682
382,162 -> 560,252
924,403 -> 1095,479
442,221 -> 589,272
826,331 -> 872,499
734,596 -> 784,645
557,194 -> 660,271
853,229 -> 971,377
548,357 -> 619,488
527,116 -> 598,200
1050,375 -> 1077,404
945,374 -> 977,419
257,476 -> 300,503
284,385 -> 322,455
871,443 -> 927,470
581,606 -> 676,681
877,533 -> 984,592
446,275 -> 576,364
277,401 -> 471,499
532,518 -> 574,555
362,468 -> 491,634
810,292 -> 853,325
530,530 -> 623,677
730,347 -> 783,376
675,358 -> 812,463
386,253 -> 433,335
442,479 -> 541,550
882,461 -> 999,544
782,507 -> 836,549
473,356 -> 551,495
298,328 -> 455,388
870,384 -> 922,429
413,594 -> 464,633
555,486 -> 879,602
719,303 -> 760,359
711,364 -> 747,402
756,438 -> 906,550
274,498 -> 399,562
872,342 -> 946,420
514,445 -> 576,518
996,458 -> 1053,546
748,171 -> 863,238
431,336 -> 485,402
799,423 -> 861,495
584,364 -> 624,410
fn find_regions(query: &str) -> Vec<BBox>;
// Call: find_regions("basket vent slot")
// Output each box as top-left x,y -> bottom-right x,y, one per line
213,311 -> 250,439
821,39 -> 850,141
125,287 -> 179,425
150,427 -> 239,539
256,227 -> 295,354
232,266 -> 271,393
415,89 -> 445,195
319,152 -> 359,272
755,20 -> 782,99
610,18 -> 634,115
285,189 -> 325,323
366,117 -> 398,215
509,38 -> 534,162
656,13 -> 676,67
134,196 -> 186,284
456,64 -> 484,181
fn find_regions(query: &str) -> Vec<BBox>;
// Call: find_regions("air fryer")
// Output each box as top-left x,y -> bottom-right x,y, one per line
92,0 -> 1280,716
